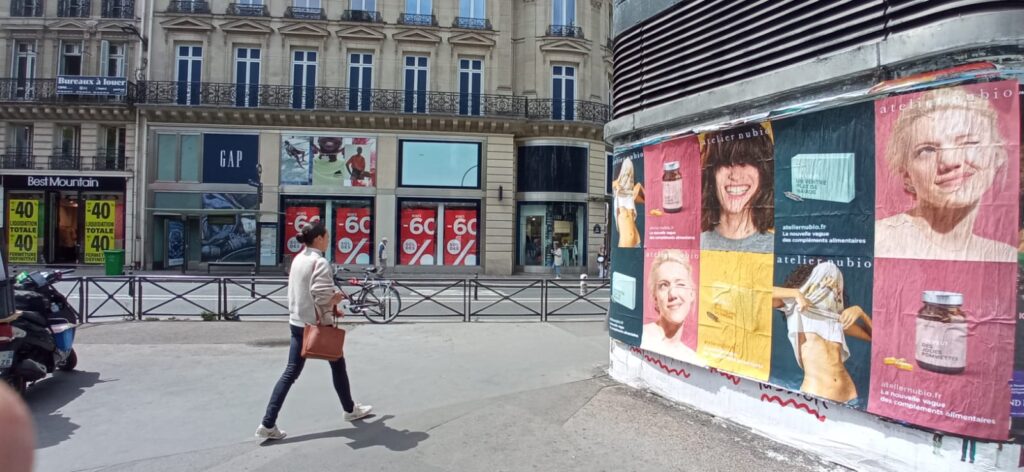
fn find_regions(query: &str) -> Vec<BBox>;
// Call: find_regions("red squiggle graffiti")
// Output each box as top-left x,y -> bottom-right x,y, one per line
760,394 -> 827,422
709,368 -> 742,386
630,346 -> 691,378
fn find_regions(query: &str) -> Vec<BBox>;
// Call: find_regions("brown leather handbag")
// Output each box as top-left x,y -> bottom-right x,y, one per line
301,304 -> 345,361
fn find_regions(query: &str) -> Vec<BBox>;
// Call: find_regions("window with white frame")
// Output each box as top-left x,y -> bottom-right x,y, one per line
552,65 -> 576,120
291,50 -> 318,109
553,0 -> 576,26
459,58 -> 483,116
403,56 -> 428,113
351,0 -> 376,10
348,53 -> 373,111
459,0 -> 484,18
235,47 -> 261,107
59,41 -> 84,76
101,41 -> 126,78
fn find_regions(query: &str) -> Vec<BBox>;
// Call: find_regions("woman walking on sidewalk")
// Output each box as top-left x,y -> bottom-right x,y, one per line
256,221 -> 372,441
551,241 -> 563,279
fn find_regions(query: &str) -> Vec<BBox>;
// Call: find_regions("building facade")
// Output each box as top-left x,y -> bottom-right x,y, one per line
0,0 -> 141,266
136,0 -> 612,275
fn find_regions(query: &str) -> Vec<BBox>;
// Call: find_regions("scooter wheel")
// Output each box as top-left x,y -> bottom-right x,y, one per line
59,349 -> 77,372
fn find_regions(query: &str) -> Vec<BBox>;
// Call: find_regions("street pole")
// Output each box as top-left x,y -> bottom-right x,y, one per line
249,164 -> 263,275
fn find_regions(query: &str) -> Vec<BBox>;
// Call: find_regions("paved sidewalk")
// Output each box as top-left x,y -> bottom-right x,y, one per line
28,321 -> 842,472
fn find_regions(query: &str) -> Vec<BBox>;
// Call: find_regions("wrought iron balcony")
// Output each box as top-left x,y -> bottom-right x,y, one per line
399,13 -> 436,27
0,78 -> 136,104
134,81 -> 612,124
50,149 -> 83,170
11,0 -> 43,16
285,6 -> 325,20
96,147 -> 127,171
342,9 -> 382,23
547,24 -> 584,39
58,0 -> 90,17
101,0 -> 133,17
227,2 -> 267,16
167,0 -> 209,13
0,150 -> 35,170
453,17 -> 492,30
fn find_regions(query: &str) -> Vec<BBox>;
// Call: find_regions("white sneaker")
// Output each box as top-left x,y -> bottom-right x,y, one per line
255,424 -> 287,440
344,404 -> 373,421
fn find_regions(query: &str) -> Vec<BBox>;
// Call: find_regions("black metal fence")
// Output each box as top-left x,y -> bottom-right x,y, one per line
53,276 -> 610,323
0,149 -> 129,171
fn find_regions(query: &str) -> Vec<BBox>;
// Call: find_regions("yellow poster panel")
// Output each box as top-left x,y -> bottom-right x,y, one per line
8,199 -> 40,264
697,250 -> 774,380
84,200 -> 116,264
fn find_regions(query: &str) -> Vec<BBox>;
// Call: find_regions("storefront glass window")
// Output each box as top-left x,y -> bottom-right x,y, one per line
180,135 -> 201,182
282,197 -> 374,265
517,202 -> 585,267
399,140 -> 481,188
157,134 -> 177,181
399,200 -> 479,266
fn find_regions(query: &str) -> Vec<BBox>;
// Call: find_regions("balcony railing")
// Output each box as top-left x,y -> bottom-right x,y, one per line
96,147 -> 127,170
58,0 -> 90,16
0,78 -> 136,104
1,150 -> 34,170
51,149 -> 83,170
285,6 -> 325,20
101,0 -> 133,17
399,13 -> 436,26
135,81 -> 611,124
11,0 -> 43,16
547,24 -> 584,39
227,2 -> 267,16
167,0 -> 209,13
453,17 -> 492,30
342,9 -> 382,23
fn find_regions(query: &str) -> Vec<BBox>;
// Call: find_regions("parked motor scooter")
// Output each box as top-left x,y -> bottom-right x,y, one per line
0,269 -> 79,395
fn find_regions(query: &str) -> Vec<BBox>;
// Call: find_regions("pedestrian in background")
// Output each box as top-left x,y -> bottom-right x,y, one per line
551,241 -> 563,279
378,237 -> 389,270
597,245 -> 608,278
256,221 -> 372,441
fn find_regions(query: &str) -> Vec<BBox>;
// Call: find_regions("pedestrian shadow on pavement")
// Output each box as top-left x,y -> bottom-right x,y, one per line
264,415 -> 429,451
26,371 -> 111,449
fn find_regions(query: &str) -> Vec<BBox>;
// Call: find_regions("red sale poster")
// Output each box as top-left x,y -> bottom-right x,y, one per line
334,206 -> 371,265
283,206 -> 322,256
400,206 -> 437,265
443,208 -> 479,266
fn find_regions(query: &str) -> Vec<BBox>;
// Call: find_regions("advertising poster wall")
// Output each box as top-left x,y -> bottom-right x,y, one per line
280,136 -> 376,188
643,136 -> 701,250
8,199 -> 40,264
166,219 -> 185,267
400,206 -> 438,265
641,248 -> 703,365
773,102 -> 876,257
334,206 -> 371,265
284,206 -> 322,256
443,208 -> 479,266
609,147 -> 646,345
200,193 -> 257,263
83,200 -> 116,264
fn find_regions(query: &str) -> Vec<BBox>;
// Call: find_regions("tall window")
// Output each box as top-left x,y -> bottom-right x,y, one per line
7,125 -> 33,168
553,0 -> 575,25
294,0 -> 320,8
459,0 -> 484,18
12,41 -> 36,99
235,47 -> 261,107
351,0 -> 376,10
101,127 -> 127,170
552,65 -> 576,120
406,0 -> 430,14
55,125 -> 81,169
403,56 -> 428,113
176,45 -> 203,105
348,53 -> 373,112
59,41 -> 84,76
292,50 -> 317,110
459,59 -> 482,116
100,41 -> 126,78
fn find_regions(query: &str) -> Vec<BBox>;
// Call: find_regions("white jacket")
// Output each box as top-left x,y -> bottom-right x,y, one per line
288,247 -> 339,327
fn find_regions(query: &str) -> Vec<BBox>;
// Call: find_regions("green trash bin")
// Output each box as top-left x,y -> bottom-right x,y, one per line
104,250 -> 125,276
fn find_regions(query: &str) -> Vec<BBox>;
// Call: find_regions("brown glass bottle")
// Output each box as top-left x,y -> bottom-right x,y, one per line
915,291 -> 967,375
662,162 -> 682,213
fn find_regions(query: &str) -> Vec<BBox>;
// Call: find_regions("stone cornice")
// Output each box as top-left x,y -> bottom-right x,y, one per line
0,103 -> 135,122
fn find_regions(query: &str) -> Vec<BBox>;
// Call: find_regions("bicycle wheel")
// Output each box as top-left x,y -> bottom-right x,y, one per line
359,284 -> 402,323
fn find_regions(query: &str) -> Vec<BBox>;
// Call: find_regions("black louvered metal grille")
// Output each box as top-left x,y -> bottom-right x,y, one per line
611,0 -> 1024,119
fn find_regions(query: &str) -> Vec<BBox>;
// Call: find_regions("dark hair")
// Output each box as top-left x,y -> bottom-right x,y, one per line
700,123 -> 775,233
298,220 -> 327,245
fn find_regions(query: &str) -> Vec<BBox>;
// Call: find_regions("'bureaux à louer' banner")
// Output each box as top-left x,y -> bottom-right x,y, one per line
608,78 -> 1022,440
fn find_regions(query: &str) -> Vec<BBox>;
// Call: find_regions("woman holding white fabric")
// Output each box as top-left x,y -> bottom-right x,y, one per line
255,221 -> 372,441
772,261 -> 872,403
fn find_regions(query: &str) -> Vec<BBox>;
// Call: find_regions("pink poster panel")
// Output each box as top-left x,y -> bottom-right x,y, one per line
640,248 -> 703,366
874,80 -> 1020,262
868,258 -> 1015,440
643,136 -> 701,250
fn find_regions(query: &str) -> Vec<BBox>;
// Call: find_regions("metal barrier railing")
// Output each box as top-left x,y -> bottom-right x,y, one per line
49,275 -> 609,322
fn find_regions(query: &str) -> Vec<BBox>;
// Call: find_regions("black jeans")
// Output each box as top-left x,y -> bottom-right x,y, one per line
261,324 -> 355,428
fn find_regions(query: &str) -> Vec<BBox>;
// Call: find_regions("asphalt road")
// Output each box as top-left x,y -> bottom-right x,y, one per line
25,321 -> 844,472
50,278 -> 610,321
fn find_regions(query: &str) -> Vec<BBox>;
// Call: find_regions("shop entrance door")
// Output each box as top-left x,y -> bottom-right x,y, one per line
50,191 -> 81,264
519,205 -> 547,267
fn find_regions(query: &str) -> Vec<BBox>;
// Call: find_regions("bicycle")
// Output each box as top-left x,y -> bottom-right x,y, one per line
335,266 -> 402,323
